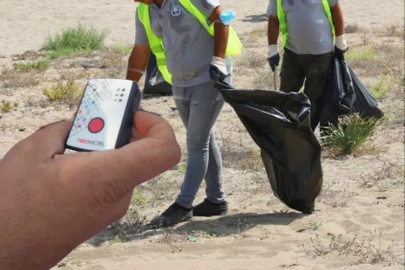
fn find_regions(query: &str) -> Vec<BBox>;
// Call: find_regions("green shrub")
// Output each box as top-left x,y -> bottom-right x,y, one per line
42,24 -> 109,58
321,114 -> 381,155
14,59 -> 50,71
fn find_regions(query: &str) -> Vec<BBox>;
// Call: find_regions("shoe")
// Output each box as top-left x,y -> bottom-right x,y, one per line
149,202 -> 192,228
193,198 -> 228,217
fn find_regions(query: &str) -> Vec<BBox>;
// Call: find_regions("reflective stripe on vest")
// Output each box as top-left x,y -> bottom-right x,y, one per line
137,0 -> 242,85
277,0 -> 335,48
137,3 -> 172,84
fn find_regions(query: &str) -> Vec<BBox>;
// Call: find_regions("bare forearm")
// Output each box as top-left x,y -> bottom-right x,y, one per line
126,45 -> 150,82
209,6 -> 228,59
213,22 -> 229,58
267,16 -> 279,45
331,4 -> 345,36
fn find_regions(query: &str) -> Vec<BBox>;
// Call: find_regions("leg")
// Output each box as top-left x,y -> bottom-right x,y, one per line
279,49 -> 305,94
175,82 -> 225,208
173,87 -> 191,130
204,131 -> 224,204
202,55 -> 232,204
148,86 -> 194,228
191,130 -> 228,217
303,52 -> 334,131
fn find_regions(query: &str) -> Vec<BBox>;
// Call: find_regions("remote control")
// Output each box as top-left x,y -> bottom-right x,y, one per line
65,78 -> 141,152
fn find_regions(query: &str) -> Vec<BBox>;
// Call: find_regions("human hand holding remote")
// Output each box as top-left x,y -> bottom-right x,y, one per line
0,111 -> 181,270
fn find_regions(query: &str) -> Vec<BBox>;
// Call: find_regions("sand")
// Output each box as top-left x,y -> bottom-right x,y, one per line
0,0 -> 404,269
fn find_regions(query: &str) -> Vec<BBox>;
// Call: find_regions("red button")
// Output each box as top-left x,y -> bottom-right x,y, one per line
88,117 -> 104,133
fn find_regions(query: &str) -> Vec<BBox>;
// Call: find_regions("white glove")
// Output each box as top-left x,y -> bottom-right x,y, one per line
335,35 -> 348,51
211,56 -> 228,75
267,44 -> 279,58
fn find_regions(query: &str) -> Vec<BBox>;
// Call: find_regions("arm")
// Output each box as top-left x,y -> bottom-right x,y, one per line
266,0 -> 280,71
330,3 -> 347,51
126,45 -> 150,82
208,5 -> 228,59
267,15 -> 280,71
330,3 -> 344,36
126,9 -> 151,82
267,15 -> 279,45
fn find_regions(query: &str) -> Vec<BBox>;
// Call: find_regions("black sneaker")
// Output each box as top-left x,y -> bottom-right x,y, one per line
193,198 -> 228,217
149,203 -> 192,228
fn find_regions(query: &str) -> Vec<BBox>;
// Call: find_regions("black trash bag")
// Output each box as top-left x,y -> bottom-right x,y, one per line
321,54 -> 356,127
214,81 -> 323,214
320,53 -> 383,127
143,51 -> 172,96
349,66 -> 384,119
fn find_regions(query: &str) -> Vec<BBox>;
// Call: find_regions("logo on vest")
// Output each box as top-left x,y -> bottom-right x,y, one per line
171,5 -> 181,17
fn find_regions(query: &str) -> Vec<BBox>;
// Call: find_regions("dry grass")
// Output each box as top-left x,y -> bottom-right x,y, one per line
236,52 -> 266,69
302,231 -> 399,266
86,208 -> 146,246
346,42 -> 404,79
43,77 -> 83,108
11,50 -> 46,61
0,68 -> 40,89
220,135 -> 263,172
359,161 -> 404,190
370,74 -> 394,100
136,174 -> 181,207
375,24 -> 405,39
0,100 -> 18,113
239,26 -> 267,48
157,229 -> 186,253
345,23 -> 365,34
316,181 -> 357,208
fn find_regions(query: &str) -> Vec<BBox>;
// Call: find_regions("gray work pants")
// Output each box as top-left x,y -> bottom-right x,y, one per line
174,58 -> 232,209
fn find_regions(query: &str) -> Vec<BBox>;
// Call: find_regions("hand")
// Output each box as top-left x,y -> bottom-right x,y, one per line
335,35 -> 348,51
334,35 -> 348,60
267,44 -> 280,72
0,111 -> 181,270
209,56 -> 228,84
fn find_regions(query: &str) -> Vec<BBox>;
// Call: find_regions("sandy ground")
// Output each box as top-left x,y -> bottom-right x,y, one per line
0,0 -> 404,57
0,0 -> 404,269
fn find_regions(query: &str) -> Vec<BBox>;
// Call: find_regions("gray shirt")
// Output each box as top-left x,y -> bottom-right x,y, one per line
135,0 -> 221,87
267,0 -> 339,55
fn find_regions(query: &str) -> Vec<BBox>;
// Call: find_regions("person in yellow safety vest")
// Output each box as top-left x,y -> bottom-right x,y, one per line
267,0 -> 348,131
127,0 -> 241,228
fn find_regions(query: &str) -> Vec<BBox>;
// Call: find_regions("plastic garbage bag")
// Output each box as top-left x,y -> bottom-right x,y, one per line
321,54 -> 356,127
214,81 -> 323,214
349,66 -> 384,119
321,54 -> 383,127
143,52 -> 172,96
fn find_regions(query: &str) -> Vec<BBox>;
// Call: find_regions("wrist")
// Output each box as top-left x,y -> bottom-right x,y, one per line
335,35 -> 347,50
211,56 -> 227,75
268,44 -> 278,58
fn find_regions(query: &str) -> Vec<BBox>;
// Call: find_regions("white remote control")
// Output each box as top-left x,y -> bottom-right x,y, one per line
65,78 -> 141,152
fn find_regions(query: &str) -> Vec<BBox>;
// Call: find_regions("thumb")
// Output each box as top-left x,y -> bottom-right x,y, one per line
65,111 -> 181,197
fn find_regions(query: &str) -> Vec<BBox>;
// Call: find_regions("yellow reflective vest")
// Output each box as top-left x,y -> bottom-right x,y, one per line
276,0 -> 335,48
137,0 -> 242,84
